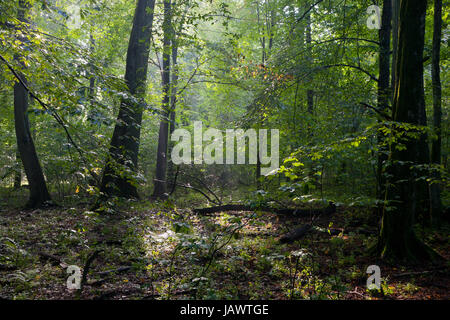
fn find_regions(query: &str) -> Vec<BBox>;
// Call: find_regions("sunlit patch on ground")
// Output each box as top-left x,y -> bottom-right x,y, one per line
0,203 -> 449,300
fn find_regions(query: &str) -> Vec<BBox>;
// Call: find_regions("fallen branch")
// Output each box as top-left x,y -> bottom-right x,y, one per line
94,287 -> 142,300
96,266 -> 132,277
346,290 -> 366,299
37,251 -> 66,267
391,269 -> 448,279
143,289 -> 195,299
79,250 -> 102,292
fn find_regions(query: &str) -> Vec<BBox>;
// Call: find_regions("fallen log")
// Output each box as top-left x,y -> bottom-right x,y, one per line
193,201 -> 336,216
193,204 -> 250,214
279,224 -> 312,243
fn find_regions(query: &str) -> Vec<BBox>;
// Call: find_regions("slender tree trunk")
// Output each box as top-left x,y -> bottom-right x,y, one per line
268,6 -> 274,54
88,34 -> 96,109
13,150 -> 21,189
167,35 -> 179,187
391,0 -> 399,90
306,9 -> 314,115
14,0 -> 52,208
376,0 -> 392,210
170,45 -> 178,136
377,0 -> 439,263
167,1 -> 189,189
430,0 -> 443,225
100,0 -> 156,199
152,0 -> 172,199
255,2 -> 265,188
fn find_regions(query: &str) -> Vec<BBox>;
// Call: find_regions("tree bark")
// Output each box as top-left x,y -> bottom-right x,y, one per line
430,0 -> 443,225
14,0 -> 52,208
13,150 -> 21,189
306,9 -> 314,115
391,0 -> 399,90
376,0 -> 392,210
88,34 -> 96,109
152,0 -> 172,199
100,0 -> 156,199
377,0 -> 440,263
167,21 -> 179,189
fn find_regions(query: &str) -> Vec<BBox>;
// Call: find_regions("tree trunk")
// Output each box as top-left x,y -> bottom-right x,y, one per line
89,34 -> 96,109
13,150 -> 21,189
100,0 -> 156,199
167,3 -> 189,188
306,9 -> 314,115
170,45 -> 178,136
430,0 -> 443,225
167,27 -> 179,189
152,0 -> 172,199
391,0 -> 399,90
14,0 -> 52,208
376,0 -> 392,210
255,1 -> 265,187
377,0 -> 439,263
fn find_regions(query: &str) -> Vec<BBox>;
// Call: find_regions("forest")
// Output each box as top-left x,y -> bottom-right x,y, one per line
0,0 -> 449,301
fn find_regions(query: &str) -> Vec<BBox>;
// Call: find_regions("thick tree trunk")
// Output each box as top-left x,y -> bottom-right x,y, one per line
378,0 -> 439,263
100,0 -> 156,199
152,0 -> 172,199
14,0 -> 52,208
376,0 -> 392,209
430,0 -> 443,225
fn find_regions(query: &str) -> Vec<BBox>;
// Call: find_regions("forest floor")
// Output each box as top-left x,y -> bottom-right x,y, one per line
0,197 -> 449,300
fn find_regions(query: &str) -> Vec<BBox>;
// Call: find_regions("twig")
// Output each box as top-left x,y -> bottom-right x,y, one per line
181,173 -> 222,205
346,289 -> 366,298
292,0 -> 325,28
319,64 -> 379,83
175,182 -> 221,205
